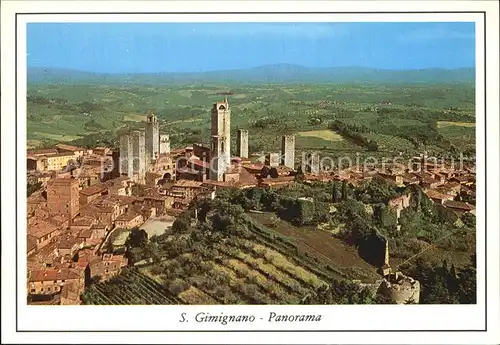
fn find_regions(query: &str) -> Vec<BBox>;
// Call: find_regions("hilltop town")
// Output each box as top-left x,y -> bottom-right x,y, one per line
26,97 -> 476,305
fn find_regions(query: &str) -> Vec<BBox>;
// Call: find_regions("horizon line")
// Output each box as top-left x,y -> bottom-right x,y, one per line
27,63 -> 476,75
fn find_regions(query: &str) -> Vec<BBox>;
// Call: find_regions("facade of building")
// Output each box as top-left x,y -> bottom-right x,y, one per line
281,135 -> 295,169
160,134 -> 170,154
131,131 -> 146,183
46,178 -> 80,219
119,134 -> 134,178
210,98 -> 231,181
237,129 -> 249,159
146,113 -> 160,160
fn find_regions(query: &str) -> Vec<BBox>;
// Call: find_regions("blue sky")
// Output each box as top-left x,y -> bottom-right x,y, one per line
27,22 -> 475,73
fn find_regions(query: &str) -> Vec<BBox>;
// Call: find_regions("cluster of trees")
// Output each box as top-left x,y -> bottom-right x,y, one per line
410,256 -> 476,304
328,120 -> 379,151
27,181 -> 42,197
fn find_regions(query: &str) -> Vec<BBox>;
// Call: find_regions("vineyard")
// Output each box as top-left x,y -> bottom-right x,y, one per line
82,211 -> 354,305
82,268 -> 180,305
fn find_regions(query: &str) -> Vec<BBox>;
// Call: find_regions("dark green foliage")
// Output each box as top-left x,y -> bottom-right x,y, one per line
126,227 -> 148,248
409,254 -> 476,304
341,180 -> 348,201
461,213 -> 476,228
329,120 -> 378,151
27,181 -> 42,197
171,213 -> 190,234
332,182 -> 339,203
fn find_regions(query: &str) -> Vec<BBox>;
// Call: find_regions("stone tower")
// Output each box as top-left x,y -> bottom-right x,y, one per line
237,129 -> 249,158
281,135 -> 295,169
46,178 -> 80,219
160,134 -> 170,154
146,112 -> 160,160
131,130 -> 146,183
119,134 -> 134,178
210,97 -> 231,181
302,152 -> 320,174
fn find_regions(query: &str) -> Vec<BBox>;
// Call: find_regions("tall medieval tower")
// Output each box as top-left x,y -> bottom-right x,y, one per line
210,97 -> 231,181
146,112 -> 160,160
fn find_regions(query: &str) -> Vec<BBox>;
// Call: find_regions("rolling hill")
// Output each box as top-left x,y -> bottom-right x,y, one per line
28,64 -> 475,86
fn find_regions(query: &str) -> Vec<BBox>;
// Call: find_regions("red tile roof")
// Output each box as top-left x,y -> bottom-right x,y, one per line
29,268 -> 81,282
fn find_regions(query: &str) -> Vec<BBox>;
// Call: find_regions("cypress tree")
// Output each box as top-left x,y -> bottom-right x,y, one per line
332,182 -> 339,203
341,180 -> 348,201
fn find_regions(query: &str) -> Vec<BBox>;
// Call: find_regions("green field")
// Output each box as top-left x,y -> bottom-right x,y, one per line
27,83 -> 475,156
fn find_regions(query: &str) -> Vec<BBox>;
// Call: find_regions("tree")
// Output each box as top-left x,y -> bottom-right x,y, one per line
172,216 -> 190,234
126,228 -> 148,248
332,182 -> 339,203
106,241 -> 114,254
27,181 -> 42,197
341,180 -> 348,201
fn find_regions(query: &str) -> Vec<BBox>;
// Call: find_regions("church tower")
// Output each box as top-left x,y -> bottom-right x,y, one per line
146,112 -> 159,160
210,97 -> 231,181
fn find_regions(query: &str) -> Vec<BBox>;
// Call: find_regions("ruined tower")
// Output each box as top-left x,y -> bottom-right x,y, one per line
159,134 -> 171,154
146,112 -> 160,160
46,178 -> 80,219
281,135 -> 295,169
237,129 -> 249,159
210,97 -> 231,181
119,134 -> 134,178
131,130 -> 146,183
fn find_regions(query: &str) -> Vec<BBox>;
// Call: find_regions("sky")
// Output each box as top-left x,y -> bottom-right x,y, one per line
27,22 -> 475,73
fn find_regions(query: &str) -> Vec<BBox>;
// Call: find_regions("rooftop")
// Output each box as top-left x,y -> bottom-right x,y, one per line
28,218 -> 60,239
79,184 -> 108,196
443,200 -> 476,211
29,268 -> 82,282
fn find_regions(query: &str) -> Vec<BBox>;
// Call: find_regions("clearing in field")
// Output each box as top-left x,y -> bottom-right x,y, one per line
140,216 -> 175,238
248,212 -> 379,281
297,130 -> 344,141
123,114 -> 147,122
437,121 -> 475,128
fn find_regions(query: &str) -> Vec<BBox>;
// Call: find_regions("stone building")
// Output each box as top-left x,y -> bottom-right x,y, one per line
146,112 -> 160,160
237,129 -> 249,159
119,134 -> 134,178
210,98 -> 231,181
281,135 -> 295,169
46,178 -> 80,219
378,272 -> 421,304
302,152 -> 320,174
265,153 -> 281,167
160,134 -> 170,154
131,130 -> 146,183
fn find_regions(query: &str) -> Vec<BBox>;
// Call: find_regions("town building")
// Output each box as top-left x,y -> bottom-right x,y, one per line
237,129 -> 249,159
146,112 -> 160,160
281,135 -> 295,169
210,98 -> 231,181
46,178 -> 80,219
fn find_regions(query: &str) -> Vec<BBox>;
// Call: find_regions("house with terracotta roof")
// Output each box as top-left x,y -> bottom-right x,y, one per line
27,268 -> 84,297
79,184 -> 108,205
424,189 -> 455,204
115,211 -> 144,229
443,200 -> 476,216
89,253 -> 128,282
28,218 -> 61,250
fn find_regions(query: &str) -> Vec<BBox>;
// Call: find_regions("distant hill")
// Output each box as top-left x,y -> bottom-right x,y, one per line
28,64 -> 475,86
